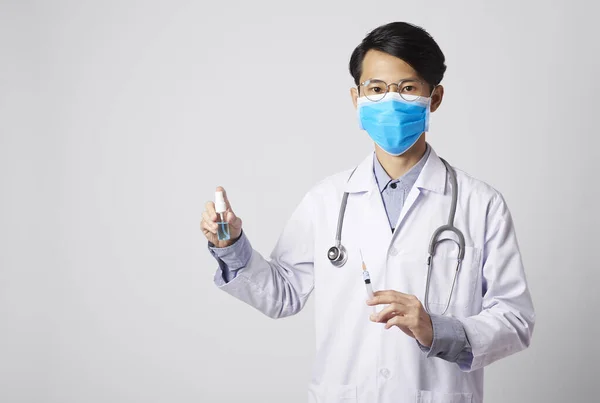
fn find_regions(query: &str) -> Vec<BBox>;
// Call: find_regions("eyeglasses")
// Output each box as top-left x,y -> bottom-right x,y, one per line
358,78 -> 431,102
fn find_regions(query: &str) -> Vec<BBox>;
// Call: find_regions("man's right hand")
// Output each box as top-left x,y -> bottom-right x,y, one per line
201,186 -> 243,248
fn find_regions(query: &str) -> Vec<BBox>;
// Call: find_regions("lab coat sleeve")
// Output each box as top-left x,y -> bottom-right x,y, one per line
212,191 -> 315,319
458,192 -> 535,372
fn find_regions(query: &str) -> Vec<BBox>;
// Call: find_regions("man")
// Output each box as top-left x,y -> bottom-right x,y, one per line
201,22 -> 535,403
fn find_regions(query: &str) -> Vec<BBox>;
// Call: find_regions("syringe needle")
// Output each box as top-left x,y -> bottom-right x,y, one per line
359,248 -> 367,271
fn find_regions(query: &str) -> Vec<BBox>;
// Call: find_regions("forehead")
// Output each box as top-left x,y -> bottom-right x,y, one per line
360,49 -> 418,82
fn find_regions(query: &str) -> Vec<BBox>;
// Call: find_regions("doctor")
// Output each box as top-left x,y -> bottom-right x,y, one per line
201,22 -> 534,403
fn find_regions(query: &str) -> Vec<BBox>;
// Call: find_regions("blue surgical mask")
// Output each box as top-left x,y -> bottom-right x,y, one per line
357,92 -> 431,156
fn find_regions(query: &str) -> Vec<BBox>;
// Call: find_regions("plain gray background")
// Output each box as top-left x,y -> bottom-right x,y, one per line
1,0 -> 599,402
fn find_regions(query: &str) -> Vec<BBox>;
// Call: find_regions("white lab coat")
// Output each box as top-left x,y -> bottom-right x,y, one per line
214,147 -> 535,403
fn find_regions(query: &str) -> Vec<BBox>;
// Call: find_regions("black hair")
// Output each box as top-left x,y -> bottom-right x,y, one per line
349,22 -> 446,89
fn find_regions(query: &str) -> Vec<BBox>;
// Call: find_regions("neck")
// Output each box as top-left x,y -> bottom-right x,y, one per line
374,136 -> 427,180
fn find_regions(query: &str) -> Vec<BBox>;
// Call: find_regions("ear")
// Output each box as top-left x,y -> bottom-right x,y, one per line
350,87 -> 359,109
430,85 -> 444,113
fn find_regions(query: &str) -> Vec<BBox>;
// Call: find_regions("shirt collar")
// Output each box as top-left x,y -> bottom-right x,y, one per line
344,143 -> 447,195
372,143 -> 431,193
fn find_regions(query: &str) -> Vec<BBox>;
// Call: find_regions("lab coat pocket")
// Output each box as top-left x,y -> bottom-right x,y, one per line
424,246 -> 481,311
308,382 -> 357,403
416,390 -> 472,403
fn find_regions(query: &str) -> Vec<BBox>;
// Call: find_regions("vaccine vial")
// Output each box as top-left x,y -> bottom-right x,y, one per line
215,191 -> 230,241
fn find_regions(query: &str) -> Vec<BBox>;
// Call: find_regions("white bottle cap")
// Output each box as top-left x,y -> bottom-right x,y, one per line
215,191 -> 227,213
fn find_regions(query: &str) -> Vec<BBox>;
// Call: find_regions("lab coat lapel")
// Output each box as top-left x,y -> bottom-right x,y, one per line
391,147 -> 447,238
393,185 -> 422,234
355,183 -> 393,291
344,152 -> 394,271
363,185 -> 393,249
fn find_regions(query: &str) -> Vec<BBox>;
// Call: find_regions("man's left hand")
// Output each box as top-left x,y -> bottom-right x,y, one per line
367,290 -> 433,347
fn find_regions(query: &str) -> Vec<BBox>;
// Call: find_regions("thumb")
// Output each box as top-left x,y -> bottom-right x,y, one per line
226,209 -> 242,229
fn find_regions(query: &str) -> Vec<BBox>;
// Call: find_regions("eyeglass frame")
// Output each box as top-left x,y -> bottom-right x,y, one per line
357,78 -> 437,102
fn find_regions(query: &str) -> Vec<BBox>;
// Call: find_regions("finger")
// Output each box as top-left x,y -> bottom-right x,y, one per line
366,294 -> 394,306
226,210 -> 243,229
385,314 -> 410,330
368,291 -> 418,306
386,318 -> 416,339
370,303 -> 401,322
373,290 -> 415,300
205,201 -> 217,220
216,186 -> 232,211
202,211 -> 218,227
372,290 -> 396,296
371,303 -> 409,323
367,292 -> 412,306
201,219 -> 217,235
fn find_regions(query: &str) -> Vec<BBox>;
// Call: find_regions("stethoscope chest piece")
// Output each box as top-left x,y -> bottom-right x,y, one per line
327,244 -> 348,267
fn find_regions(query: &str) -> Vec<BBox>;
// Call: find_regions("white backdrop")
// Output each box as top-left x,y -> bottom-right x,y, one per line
1,1 -> 598,402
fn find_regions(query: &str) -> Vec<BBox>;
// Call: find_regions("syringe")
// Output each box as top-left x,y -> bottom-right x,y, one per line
360,249 -> 376,314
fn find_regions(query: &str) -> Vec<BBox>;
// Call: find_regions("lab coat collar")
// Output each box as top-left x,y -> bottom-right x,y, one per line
414,146 -> 447,194
343,153 -> 377,193
344,145 -> 447,195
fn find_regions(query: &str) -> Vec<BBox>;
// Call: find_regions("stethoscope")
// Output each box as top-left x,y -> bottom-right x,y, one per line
326,158 -> 465,315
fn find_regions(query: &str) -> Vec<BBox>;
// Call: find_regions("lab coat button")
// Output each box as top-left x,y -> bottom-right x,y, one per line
389,247 -> 398,256
380,368 -> 391,378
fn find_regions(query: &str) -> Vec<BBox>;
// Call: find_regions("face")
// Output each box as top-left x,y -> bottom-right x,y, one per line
350,49 -> 444,112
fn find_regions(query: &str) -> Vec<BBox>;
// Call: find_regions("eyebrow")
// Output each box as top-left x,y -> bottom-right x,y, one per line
363,76 -> 420,83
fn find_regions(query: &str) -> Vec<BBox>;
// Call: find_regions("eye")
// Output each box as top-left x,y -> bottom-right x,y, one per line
364,80 -> 387,95
402,85 -> 416,92
365,85 -> 385,95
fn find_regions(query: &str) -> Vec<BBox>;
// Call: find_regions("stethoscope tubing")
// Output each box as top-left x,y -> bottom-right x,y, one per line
328,157 -> 466,315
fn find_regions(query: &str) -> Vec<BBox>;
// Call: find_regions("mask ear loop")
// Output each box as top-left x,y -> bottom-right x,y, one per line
356,86 -> 365,130
356,85 -> 365,130
424,84 -> 438,132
